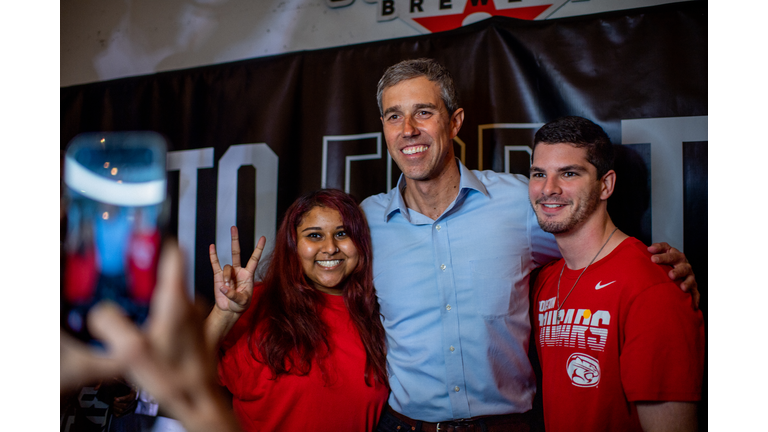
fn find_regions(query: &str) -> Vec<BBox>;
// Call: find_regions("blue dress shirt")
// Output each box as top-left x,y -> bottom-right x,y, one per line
361,160 -> 560,422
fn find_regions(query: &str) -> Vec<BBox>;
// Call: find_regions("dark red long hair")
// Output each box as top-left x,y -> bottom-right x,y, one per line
248,189 -> 387,386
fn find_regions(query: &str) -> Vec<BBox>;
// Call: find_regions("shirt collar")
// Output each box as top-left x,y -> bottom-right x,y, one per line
383,158 -> 489,222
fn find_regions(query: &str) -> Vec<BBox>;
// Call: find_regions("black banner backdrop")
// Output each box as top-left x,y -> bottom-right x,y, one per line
61,1 -> 707,427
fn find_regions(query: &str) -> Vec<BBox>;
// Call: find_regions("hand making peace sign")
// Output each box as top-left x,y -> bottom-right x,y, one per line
209,226 -> 267,315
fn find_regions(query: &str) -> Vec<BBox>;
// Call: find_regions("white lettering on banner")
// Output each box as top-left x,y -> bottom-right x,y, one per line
167,148 -> 214,297
216,144 -> 279,268
477,123 -> 543,172
321,132 -> 392,193
504,146 -> 532,173
621,116 -> 708,251
539,309 -> 610,352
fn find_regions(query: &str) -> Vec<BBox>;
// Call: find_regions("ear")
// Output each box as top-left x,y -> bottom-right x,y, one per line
449,108 -> 465,138
600,170 -> 616,200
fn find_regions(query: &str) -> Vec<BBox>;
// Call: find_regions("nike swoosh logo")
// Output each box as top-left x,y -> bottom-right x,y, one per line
595,281 -> 616,290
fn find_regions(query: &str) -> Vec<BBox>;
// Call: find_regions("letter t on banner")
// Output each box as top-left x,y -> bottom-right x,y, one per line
167,148 -> 214,298
216,144 -> 279,271
621,116 -> 708,251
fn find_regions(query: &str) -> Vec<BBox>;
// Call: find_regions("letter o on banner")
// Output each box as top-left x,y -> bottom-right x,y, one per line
216,144 -> 278,271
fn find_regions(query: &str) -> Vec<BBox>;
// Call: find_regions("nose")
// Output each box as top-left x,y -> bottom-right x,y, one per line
542,175 -> 561,196
321,237 -> 339,255
402,115 -> 419,138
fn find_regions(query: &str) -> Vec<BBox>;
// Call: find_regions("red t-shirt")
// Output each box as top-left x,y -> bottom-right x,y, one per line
218,288 -> 388,432
532,237 -> 704,432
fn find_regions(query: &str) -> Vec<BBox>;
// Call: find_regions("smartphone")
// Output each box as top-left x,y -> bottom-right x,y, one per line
61,132 -> 168,343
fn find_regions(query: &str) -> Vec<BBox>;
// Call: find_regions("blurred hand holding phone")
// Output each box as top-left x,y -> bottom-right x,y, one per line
60,242 -> 242,432
60,133 -> 242,431
62,132 -> 168,343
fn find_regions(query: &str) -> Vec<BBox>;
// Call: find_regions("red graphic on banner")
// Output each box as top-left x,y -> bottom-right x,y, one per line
413,2 -> 551,33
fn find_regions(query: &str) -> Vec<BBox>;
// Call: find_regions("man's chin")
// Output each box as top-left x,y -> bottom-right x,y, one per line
536,216 -> 571,235
542,225 -> 569,235
400,167 -> 438,182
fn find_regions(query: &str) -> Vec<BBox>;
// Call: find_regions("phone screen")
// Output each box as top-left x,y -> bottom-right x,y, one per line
61,132 -> 168,343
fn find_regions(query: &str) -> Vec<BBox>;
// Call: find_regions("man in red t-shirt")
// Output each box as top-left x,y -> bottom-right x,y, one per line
527,116 -> 704,432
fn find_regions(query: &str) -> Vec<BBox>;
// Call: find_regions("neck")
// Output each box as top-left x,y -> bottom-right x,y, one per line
402,159 -> 461,220
555,211 -> 628,270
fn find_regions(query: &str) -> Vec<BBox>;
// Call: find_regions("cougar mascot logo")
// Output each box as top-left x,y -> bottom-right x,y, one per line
566,353 -> 601,387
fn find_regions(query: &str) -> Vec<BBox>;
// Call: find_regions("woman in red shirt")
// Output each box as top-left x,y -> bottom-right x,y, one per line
205,189 -> 388,431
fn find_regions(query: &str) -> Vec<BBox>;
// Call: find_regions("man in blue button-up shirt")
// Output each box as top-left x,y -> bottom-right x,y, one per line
363,59 -> 696,432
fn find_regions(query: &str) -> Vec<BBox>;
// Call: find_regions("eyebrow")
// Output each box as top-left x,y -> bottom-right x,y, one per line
529,164 -> 590,173
413,103 -> 439,111
383,102 -> 439,117
558,164 -> 589,173
383,105 -> 401,117
300,225 -> 346,233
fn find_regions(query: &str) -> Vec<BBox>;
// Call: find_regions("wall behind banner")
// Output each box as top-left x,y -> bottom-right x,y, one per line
61,1 -> 707,427
61,0 -> 697,86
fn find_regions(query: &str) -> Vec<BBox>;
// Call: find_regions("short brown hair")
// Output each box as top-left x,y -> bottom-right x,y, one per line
532,116 -> 615,178
376,58 -> 459,116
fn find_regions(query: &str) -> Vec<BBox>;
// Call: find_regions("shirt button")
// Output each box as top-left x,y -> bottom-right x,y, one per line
454,386 -> 460,392
440,264 -> 446,271
436,224 -> 441,231
450,346 -> 455,352
446,304 -> 451,311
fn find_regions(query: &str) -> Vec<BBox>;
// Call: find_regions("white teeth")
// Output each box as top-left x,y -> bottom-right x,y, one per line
543,204 -> 564,208
402,145 -> 428,155
316,260 -> 341,268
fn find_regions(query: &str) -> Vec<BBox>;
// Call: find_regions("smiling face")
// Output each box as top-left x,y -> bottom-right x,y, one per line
529,143 -> 609,235
380,76 -> 464,182
296,206 -> 360,295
